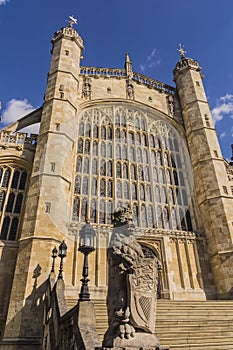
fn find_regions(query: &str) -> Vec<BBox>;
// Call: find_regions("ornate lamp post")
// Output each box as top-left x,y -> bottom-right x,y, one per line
51,247 -> 58,273
78,220 -> 95,302
58,240 -> 67,279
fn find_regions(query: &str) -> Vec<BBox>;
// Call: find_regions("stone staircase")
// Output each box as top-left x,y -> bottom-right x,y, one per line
66,299 -> 233,349
156,300 -> 233,349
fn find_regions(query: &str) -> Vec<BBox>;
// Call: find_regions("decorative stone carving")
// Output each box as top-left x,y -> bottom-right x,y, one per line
167,95 -> 175,116
103,207 -> 161,349
82,77 -> 91,99
126,80 -> 135,100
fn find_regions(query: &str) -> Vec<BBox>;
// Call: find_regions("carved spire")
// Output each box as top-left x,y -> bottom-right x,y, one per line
125,52 -> 133,78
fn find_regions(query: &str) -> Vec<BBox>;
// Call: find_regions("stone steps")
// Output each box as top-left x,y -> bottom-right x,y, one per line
66,298 -> 233,349
156,300 -> 233,349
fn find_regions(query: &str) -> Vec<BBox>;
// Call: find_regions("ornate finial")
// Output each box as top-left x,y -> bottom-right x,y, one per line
178,43 -> 186,59
67,15 -> 77,28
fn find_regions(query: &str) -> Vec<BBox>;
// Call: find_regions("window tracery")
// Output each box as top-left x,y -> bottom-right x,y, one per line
73,105 -> 194,231
0,166 -> 27,241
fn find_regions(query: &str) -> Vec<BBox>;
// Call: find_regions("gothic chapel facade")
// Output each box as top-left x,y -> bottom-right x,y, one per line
0,20 -> 233,349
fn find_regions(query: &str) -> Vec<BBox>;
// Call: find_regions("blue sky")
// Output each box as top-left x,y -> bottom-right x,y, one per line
0,0 -> 232,159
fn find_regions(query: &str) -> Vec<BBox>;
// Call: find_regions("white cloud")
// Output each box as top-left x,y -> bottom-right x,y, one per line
220,132 -> 226,139
0,0 -> 9,5
139,48 -> 161,73
2,98 -> 39,134
2,99 -> 34,124
211,94 -> 233,124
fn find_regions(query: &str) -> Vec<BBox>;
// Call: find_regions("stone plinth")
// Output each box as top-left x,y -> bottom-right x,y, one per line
104,333 -> 161,350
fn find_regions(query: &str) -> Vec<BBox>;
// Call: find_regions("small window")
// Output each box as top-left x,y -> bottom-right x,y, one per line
214,150 -> 218,158
55,123 -> 60,131
65,50 -> 69,56
45,202 -> 51,214
51,163 -> 56,172
196,81 -> 200,87
223,186 -> 228,195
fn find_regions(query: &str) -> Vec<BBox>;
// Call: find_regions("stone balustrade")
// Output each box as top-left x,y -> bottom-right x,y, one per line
80,66 -> 175,95
0,131 -> 37,150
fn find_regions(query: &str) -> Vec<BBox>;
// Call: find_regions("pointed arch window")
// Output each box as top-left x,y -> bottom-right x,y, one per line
133,204 -> 139,226
107,126 -> 112,140
93,125 -> 98,138
74,175 -> 81,194
101,126 -> 106,139
82,177 -> 88,195
73,107 -> 195,230
123,182 -> 130,200
100,160 -> 106,176
107,161 -> 112,177
83,158 -> 89,174
107,180 -> 113,198
19,172 -> 27,190
116,162 -> 121,178
90,200 -> 97,223
131,183 -> 137,200
92,159 -> 97,175
129,147 -> 135,162
100,179 -> 106,197
2,169 -> 11,188
130,164 -> 136,180
163,207 -> 170,229
171,208 -> 178,230
78,139 -> 83,153
151,151 -> 156,165
157,206 -> 163,228
148,205 -> 154,228
146,185 -> 152,202
81,198 -> 88,221
93,141 -> 98,156
107,143 -> 112,158
153,167 -> 158,182
144,166 -> 150,181
0,217 -> 10,240
76,157 -> 82,173
141,205 -> 147,227
79,122 -> 84,136
72,197 -> 80,221
91,178 -> 97,196
9,217 -> 18,241
99,200 -> 105,223
0,192 -> 6,212
11,171 -> 20,189
137,148 -> 142,163
6,193 -> 15,213
122,163 -> 128,179
0,167 -> 27,241
101,142 -> 106,157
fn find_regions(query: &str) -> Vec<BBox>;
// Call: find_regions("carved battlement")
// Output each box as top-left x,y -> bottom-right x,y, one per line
80,66 -> 126,77
174,57 -> 201,73
0,131 -> 37,150
52,27 -> 84,49
80,66 -> 175,95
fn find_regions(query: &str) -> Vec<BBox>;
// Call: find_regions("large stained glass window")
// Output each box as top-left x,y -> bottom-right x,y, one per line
72,105 -> 193,231
0,167 -> 27,240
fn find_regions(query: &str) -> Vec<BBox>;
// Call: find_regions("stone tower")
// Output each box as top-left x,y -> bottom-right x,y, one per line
1,24 -> 84,349
173,53 -> 233,298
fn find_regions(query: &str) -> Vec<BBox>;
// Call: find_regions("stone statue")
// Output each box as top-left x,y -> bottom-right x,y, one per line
103,207 -> 161,349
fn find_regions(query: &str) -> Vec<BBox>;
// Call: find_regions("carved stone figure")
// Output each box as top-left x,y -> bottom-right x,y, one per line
126,82 -> 134,99
82,77 -> 91,99
103,207 -> 161,349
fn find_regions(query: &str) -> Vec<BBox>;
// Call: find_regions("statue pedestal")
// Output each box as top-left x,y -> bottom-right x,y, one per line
108,333 -> 161,350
